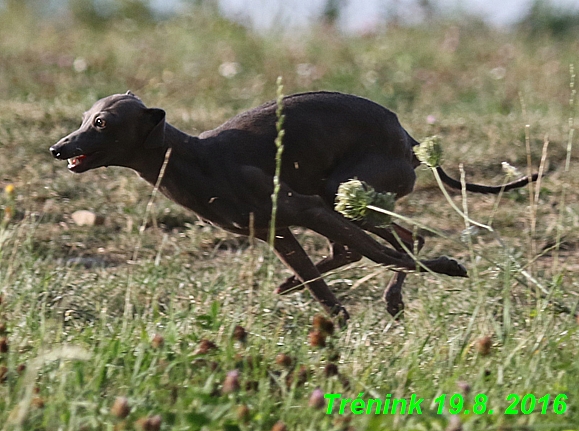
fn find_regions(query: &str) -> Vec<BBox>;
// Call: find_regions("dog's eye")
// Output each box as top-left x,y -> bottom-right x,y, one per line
94,117 -> 106,128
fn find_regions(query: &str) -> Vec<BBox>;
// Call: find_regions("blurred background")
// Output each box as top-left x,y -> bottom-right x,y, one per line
1,0 -> 579,32
1,0 -> 578,107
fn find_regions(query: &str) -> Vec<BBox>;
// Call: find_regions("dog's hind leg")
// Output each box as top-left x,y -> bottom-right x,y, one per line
366,223 -> 425,317
276,222 -> 420,296
312,221 -> 425,318
275,190 -> 465,277
262,228 -> 350,323
278,219 -> 426,317
276,242 -> 362,295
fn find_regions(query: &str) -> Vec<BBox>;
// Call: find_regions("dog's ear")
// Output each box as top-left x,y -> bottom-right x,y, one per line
142,108 -> 166,149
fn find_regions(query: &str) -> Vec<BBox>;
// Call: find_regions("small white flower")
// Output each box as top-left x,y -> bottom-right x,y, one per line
73,57 -> 87,73
218,62 -> 240,78
501,161 -> 521,178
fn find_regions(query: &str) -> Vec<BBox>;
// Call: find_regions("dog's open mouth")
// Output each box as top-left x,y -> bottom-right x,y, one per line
67,155 -> 87,170
65,151 -> 106,173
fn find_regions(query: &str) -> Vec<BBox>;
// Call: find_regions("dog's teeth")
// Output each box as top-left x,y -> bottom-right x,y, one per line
67,155 -> 87,169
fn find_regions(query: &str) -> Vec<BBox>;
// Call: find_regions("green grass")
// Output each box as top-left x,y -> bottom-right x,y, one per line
1,5 -> 579,430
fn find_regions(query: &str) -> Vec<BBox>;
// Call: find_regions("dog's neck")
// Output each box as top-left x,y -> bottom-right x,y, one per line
127,123 -> 219,218
128,123 -> 198,185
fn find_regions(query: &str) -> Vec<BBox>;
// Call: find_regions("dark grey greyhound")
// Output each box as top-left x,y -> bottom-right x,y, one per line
50,91 -> 538,323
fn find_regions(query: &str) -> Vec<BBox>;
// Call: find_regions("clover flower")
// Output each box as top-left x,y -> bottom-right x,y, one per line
335,179 -> 395,227
414,135 -> 443,168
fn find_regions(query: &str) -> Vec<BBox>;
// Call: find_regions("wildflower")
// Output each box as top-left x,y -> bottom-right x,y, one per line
335,179 -> 395,227
222,370 -> 241,394
135,415 -> 162,431
313,314 -> 334,336
275,353 -> 293,368
475,335 -> 492,356
501,161 -> 521,178
457,381 -> 471,396
271,420 -> 287,431
309,388 -> 325,409
0,337 -> 8,353
236,404 -> 250,421
218,62 -> 240,78
73,57 -> 88,73
194,339 -> 217,355
308,330 -> 327,348
4,184 -> 14,198
151,334 -> 164,349
31,397 -> 45,409
232,325 -> 247,342
111,396 -> 131,419
415,135 -> 443,168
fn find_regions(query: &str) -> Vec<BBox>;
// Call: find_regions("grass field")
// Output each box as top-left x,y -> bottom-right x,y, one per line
0,4 -> 578,430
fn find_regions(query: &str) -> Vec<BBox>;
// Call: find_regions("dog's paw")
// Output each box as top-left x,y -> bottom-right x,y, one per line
275,276 -> 305,295
385,291 -> 405,319
439,256 -> 468,277
332,305 -> 350,329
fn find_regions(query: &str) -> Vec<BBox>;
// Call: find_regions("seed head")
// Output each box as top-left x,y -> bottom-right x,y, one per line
275,353 -> 293,368
271,421 -> 288,431
147,415 -> 162,431
312,314 -> 334,336
111,396 -> 131,419
308,330 -> 327,348
335,179 -> 395,227
222,370 -> 240,394
151,334 -> 164,349
475,335 -> 492,356
135,415 -> 162,431
457,381 -> 471,396
236,404 -> 250,422
446,414 -> 463,431
31,397 -> 45,409
415,135 -> 443,168
232,325 -> 247,342
194,339 -> 217,355
309,387 -> 325,409
0,337 -> 8,353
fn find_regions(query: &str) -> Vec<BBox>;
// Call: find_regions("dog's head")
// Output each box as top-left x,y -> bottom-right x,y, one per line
50,91 -> 166,173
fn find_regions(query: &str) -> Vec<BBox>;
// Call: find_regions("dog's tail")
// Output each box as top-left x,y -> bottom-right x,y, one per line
436,166 -> 539,194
